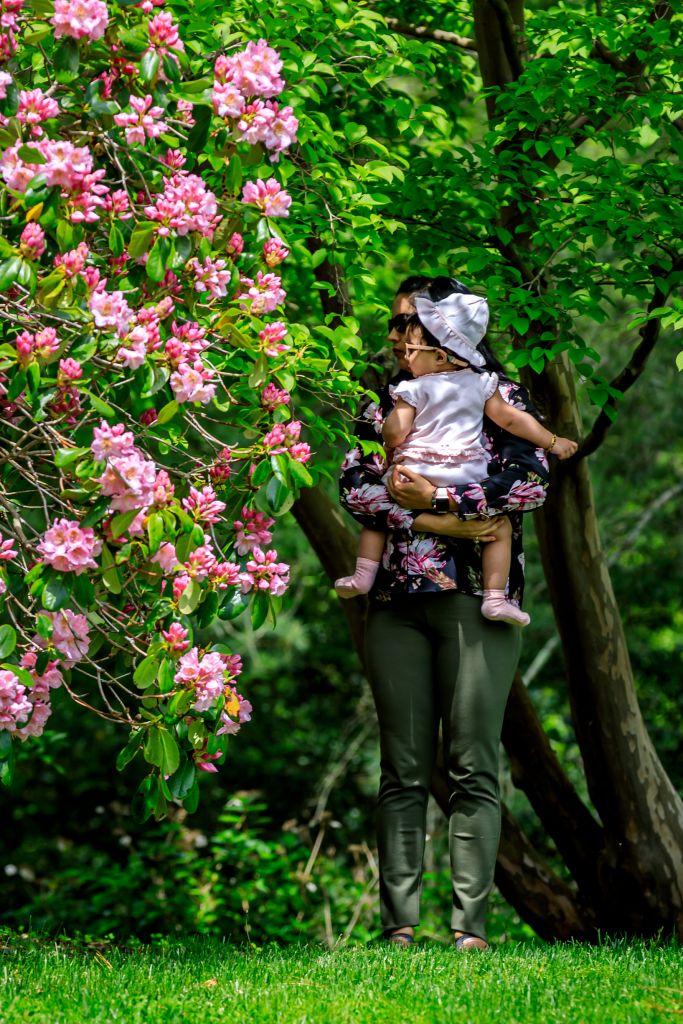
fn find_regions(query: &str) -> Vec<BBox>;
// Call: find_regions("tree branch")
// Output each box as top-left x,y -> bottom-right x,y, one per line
384,18 -> 476,52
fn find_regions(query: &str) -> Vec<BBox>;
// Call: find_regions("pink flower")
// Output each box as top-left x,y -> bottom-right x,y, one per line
238,270 -> 285,314
114,94 -> 168,145
16,698 -> 51,740
58,358 -> 82,382
33,328 -> 59,359
17,88 -> 59,128
258,321 -> 289,357
146,11 -> 184,55
233,507 -> 273,556
145,173 -> 220,239
182,485 -> 226,525
209,447 -> 232,484
98,450 -> 157,512
239,546 -> 289,597
211,80 -> 245,119
151,542 -> 178,574
37,518 -> 102,574
103,189 -> 132,219
175,647 -> 226,711
0,669 -> 31,732
189,256 -> 231,298
263,238 -> 289,266
241,178 -> 291,218
89,287 -> 134,336
0,535 -> 17,561
262,419 -> 304,455
91,420 -> 136,462
170,359 -> 217,405
152,469 -> 175,505
226,232 -> 244,258
173,573 -> 190,601
183,542 -> 216,581
260,382 -> 290,411
0,71 -> 12,100
54,242 -> 89,277
208,561 -> 240,590
289,441 -> 311,464
19,223 -> 46,260
44,608 -> 91,664
161,621 -> 189,653
51,0 -> 109,41
116,327 -> 148,370
217,39 -> 284,99
20,651 -> 64,692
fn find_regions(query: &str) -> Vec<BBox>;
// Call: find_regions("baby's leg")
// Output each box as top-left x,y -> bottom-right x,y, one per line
480,517 -> 530,627
335,528 -> 384,598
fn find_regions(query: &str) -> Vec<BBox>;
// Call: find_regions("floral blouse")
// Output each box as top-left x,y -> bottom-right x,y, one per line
338,372 -> 550,604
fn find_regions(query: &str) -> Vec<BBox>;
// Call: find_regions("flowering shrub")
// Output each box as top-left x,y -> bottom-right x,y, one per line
0,0 -> 355,818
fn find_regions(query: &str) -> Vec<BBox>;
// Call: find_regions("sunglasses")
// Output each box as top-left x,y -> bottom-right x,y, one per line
387,313 -> 416,335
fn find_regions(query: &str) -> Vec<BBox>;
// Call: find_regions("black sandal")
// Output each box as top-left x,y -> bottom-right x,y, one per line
454,932 -> 489,951
384,931 -> 415,947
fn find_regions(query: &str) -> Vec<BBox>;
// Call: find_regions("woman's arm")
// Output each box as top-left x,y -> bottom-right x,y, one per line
485,391 -> 577,460
412,513 -> 504,539
382,398 -> 415,448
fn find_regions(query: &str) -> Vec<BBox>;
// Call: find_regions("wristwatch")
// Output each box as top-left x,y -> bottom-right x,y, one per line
431,487 -> 450,513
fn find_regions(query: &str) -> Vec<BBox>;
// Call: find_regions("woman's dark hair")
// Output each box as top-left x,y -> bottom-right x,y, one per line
395,275 -> 433,296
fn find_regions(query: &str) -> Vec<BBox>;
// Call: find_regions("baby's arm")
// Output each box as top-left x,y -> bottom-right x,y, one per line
382,399 -> 416,448
484,391 -> 578,460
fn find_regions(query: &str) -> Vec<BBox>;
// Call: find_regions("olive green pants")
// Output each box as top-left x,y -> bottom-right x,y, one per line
365,592 -> 521,941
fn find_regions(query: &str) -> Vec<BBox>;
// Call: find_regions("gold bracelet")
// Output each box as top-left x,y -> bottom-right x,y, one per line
545,433 -> 557,452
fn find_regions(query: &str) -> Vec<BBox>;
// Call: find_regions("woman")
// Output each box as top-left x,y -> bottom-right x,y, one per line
339,276 -> 550,949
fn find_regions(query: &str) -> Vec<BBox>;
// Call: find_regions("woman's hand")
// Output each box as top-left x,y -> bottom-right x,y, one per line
412,513 -> 505,541
386,465 -> 436,509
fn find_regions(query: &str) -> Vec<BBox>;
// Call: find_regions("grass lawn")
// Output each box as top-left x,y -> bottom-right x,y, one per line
0,935 -> 681,1024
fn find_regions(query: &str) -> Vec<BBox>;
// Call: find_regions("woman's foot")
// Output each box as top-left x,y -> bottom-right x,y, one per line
481,590 -> 530,627
453,931 -> 489,951
334,558 -> 380,599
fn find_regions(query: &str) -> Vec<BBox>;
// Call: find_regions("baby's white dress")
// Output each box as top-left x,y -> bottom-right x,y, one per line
388,369 -> 499,486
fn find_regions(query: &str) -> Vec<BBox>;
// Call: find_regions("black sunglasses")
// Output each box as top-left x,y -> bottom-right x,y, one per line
387,313 -> 416,334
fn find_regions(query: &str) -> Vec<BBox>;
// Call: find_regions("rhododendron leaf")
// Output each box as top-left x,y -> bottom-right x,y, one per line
54,38 -> 79,76
155,400 -> 178,426
0,257 -> 22,291
109,224 -> 124,259
270,454 -> 292,486
147,513 -> 164,554
218,591 -> 249,621
171,235 -> 192,269
80,499 -> 110,529
41,573 -> 72,612
111,508 -> 142,539
116,27 -> 147,50
25,361 -> 40,395
17,145 -> 47,165
167,758 -> 196,800
250,591 -> 269,630
116,728 -> 144,771
288,457 -> 313,488
162,53 -> 181,83
34,615 -> 52,640
187,720 -> 206,749
0,742 -> 14,787
140,50 -> 160,86
251,460 -> 271,487
141,363 -> 170,397
178,579 -> 201,614
158,658 -> 175,693
54,446 -> 90,468
73,574 -> 95,607
24,564 -> 44,586
159,730 -> 180,776
135,655 -> 161,689
248,354 -> 268,388
0,624 -> 17,660
183,780 -> 200,814
196,590 -> 218,628
264,475 -> 294,516
167,689 -> 193,717
146,238 -> 170,282
128,223 -> 157,259
81,389 -> 115,418
186,105 -> 211,154
131,776 -> 155,823
101,546 -> 122,595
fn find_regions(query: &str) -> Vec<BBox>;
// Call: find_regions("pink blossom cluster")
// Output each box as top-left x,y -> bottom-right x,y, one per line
0,533 -> 17,561
182,484 -> 226,525
146,11 -> 184,65
12,326 -> 60,365
15,650 -> 63,739
238,271 -> 285,315
170,358 -> 217,405
0,669 -> 31,733
145,173 -> 221,239
93,420 -> 159,513
239,546 -> 289,597
236,100 -> 298,161
161,621 -> 189,653
17,89 -> 59,135
217,687 -> 252,736
33,607 -> 91,666
54,242 -> 89,277
262,420 -> 311,463
89,284 -> 134,336
164,320 -> 208,366
0,71 -> 11,97
103,188 -> 132,220
19,222 -> 46,260
37,518 -> 102,574
260,382 -> 290,411
189,256 -> 231,298
209,447 -> 232,484
214,39 -> 284,98
51,0 -> 109,41
226,232 -> 244,258
241,178 -> 291,218
263,238 -> 289,266
233,507 -> 274,556
259,321 -> 290,357
1,139 -> 108,222
21,650 -> 64,691
58,357 -> 82,382
0,0 -> 23,61
175,647 -> 226,712
114,94 -> 168,145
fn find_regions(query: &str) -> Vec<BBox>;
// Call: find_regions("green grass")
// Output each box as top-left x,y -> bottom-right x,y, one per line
1,935 -> 681,1024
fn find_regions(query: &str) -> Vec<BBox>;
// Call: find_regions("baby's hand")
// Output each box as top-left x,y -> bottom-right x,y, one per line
552,437 -> 578,460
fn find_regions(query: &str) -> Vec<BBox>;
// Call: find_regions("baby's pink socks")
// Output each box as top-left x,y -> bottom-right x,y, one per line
481,589 -> 530,627
335,558 -> 379,599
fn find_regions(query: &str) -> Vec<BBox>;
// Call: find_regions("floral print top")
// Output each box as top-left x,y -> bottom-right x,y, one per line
338,372 -> 550,603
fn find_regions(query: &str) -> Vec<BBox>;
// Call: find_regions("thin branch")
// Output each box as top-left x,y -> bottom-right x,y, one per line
384,18 -> 476,52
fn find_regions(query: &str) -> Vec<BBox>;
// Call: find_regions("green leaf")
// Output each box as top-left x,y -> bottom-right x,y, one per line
287,456 -> 313,488
146,237 -> 170,282
186,105 -> 212,153
250,590 -> 270,630
265,475 -> 294,515
167,759 -> 196,800
134,654 -> 160,689
159,729 -> 180,775
158,658 -> 175,693
81,389 -> 116,418
116,728 -> 144,771
101,545 -> 122,594
128,223 -> 157,258
344,122 -> 368,144
140,49 -> 160,85
178,579 -> 201,614
218,591 -> 248,621
0,741 -> 15,787
0,257 -> 23,290
17,145 -> 47,165
144,727 -> 163,767
54,446 -> 91,468
54,37 -> 79,75
131,776 -> 155,822
183,780 -> 200,814
109,223 -> 125,258
197,589 -> 218,628
251,460 -> 271,487
35,614 -> 52,640
41,573 -> 72,611
155,400 -> 179,425
147,512 -> 164,554
0,624 -> 16,659
111,508 -> 142,539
